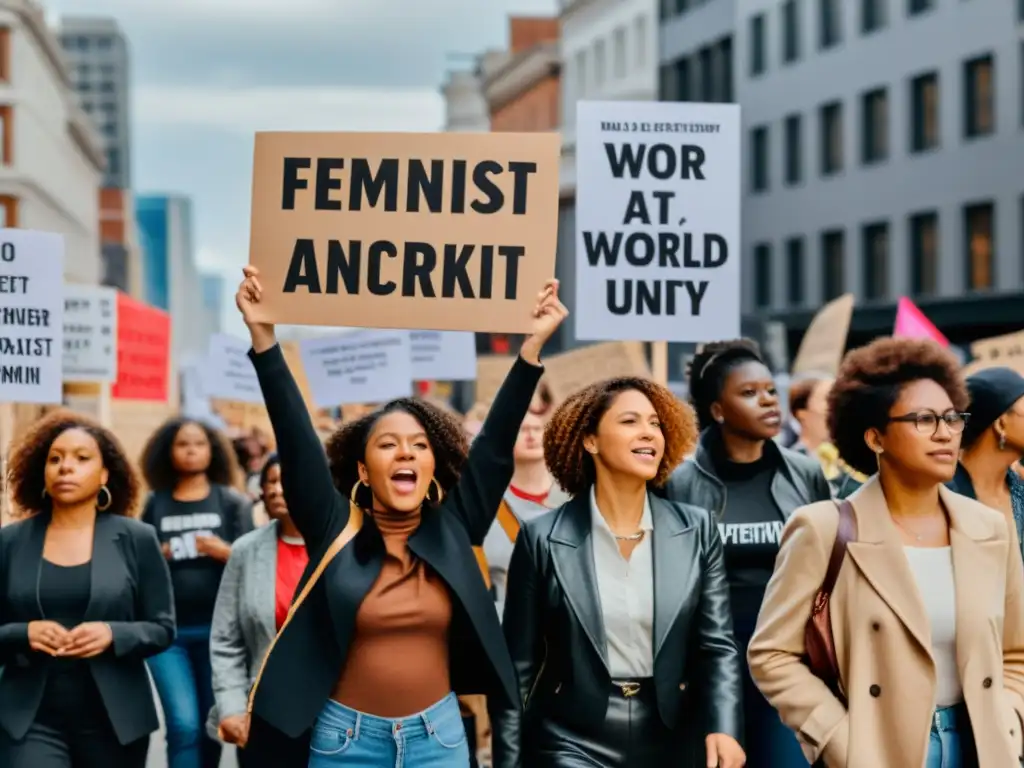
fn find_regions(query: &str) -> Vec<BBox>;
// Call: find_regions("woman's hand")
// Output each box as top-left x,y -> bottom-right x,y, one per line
706,733 -> 745,768
236,265 -> 276,353
219,713 -> 251,747
519,279 -> 568,366
195,534 -> 232,563
61,622 -> 114,658
27,620 -> 71,656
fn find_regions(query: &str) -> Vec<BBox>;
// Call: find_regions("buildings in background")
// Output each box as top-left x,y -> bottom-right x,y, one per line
660,0 -> 1024,349
0,0 -> 103,284
200,272 -> 224,335
56,16 -> 129,189
441,69 -> 489,131
135,194 -> 213,363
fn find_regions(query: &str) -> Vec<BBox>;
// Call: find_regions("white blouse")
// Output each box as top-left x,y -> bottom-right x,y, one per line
903,546 -> 962,707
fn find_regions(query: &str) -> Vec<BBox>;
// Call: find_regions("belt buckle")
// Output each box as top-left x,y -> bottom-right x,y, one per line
618,681 -> 640,698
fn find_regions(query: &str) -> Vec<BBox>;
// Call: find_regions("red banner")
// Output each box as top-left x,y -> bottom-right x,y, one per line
112,293 -> 171,401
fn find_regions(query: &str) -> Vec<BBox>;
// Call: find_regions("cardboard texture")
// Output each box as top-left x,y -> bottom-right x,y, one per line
791,294 -> 855,376
248,131 -> 560,333
543,342 -> 652,402
963,330 -> 1024,377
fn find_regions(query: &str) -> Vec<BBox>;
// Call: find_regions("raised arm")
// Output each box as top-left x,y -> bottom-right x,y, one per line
747,505 -> 848,766
237,266 -> 344,553
442,280 -> 567,543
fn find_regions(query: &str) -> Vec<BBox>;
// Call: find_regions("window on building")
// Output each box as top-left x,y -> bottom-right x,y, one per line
964,201 -> 995,290
754,243 -> 773,308
613,27 -> 627,79
0,106 -> 12,166
594,40 -> 607,88
634,15 -> 647,69
822,230 -> 846,300
103,122 -> 117,137
964,53 -> 995,138
784,113 -> 803,185
0,28 -> 9,83
76,36 -> 89,49
698,45 -> 714,101
861,87 -> 889,164
862,221 -> 890,300
719,36 -> 734,102
909,210 -> 939,296
862,0 -> 886,34
782,0 -> 801,64
1019,0 -> 1024,22
98,36 -> 112,50
819,0 -> 841,49
910,71 -> 940,152
786,237 -> 806,305
107,148 -> 120,178
751,124 -> 770,192
99,81 -> 114,93
0,195 -> 18,227
669,56 -> 691,101
749,13 -> 766,76
909,0 -> 934,15
820,100 -> 843,175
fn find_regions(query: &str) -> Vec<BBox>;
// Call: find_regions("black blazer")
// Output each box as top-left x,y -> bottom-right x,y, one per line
245,344 -> 542,752
0,512 -> 175,744
490,492 -> 743,768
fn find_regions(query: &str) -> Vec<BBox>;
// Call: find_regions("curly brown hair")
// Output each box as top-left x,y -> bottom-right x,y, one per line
5,409 -> 140,518
686,339 -> 766,431
828,337 -> 968,476
325,398 -> 469,508
544,377 -> 698,497
140,417 -> 241,492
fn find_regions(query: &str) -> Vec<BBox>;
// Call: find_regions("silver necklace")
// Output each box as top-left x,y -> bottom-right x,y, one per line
612,531 -> 645,542
891,515 -> 927,542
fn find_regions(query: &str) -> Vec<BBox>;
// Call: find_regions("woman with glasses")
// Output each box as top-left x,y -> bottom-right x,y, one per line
748,338 -> 1024,767
950,367 -> 1024,567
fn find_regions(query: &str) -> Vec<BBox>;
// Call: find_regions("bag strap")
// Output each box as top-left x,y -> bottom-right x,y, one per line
496,499 -> 521,543
246,506 -> 364,714
472,546 -> 492,588
820,500 -> 857,598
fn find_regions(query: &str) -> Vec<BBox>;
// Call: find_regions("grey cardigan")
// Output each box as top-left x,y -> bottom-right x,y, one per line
206,521 -> 286,738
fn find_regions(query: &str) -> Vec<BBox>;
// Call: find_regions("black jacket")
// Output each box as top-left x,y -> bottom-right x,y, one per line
244,344 -> 542,762
660,430 -> 833,519
0,512 -> 175,744
490,492 -> 743,768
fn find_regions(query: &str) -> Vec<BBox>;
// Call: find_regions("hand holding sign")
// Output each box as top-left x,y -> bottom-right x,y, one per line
237,266 -> 276,353
520,279 -> 569,366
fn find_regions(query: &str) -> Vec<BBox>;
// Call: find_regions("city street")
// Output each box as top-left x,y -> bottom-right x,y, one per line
145,681 -> 237,768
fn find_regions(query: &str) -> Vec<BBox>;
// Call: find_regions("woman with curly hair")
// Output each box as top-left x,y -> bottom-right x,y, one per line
491,377 -> 745,768
234,265 -> 566,768
748,338 -> 1024,767
140,417 -> 253,768
0,410 -> 174,767
661,338 -> 831,767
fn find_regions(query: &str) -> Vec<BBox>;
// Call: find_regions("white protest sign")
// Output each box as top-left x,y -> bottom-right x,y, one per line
410,331 -> 477,381
575,101 -> 741,342
63,283 -> 118,382
0,229 -> 64,403
300,330 -> 412,407
203,333 -> 263,404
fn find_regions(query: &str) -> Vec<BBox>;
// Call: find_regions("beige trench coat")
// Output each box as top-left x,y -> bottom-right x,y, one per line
748,476 -> 1024,767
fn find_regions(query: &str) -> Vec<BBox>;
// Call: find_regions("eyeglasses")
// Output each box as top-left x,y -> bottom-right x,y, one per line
887,410 -> 971,435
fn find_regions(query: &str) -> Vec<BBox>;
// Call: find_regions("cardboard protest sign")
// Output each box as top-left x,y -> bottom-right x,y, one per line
203,333 -> 263,404
300,330 -> 413,408
962,330 -> 1024,377
544,341 -> 651,402
574,102 -> 741,342
0,229 -> 64,404
111,294 -> 171,401
248,131 -> 560,333
791,293 -> 854,376
63,284 -> 118,382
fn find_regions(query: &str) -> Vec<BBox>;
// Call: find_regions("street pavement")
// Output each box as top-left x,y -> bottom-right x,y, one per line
145,677 -> 237,768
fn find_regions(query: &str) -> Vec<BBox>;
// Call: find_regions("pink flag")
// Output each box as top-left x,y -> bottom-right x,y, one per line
893,297 -> 948,347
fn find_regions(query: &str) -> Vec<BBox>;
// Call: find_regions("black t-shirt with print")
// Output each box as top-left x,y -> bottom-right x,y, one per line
142,485 -> 252,627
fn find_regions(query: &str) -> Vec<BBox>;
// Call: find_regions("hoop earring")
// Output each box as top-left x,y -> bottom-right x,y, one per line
96,485 -> 112,512
429,477 -> 444,505
999,433 -> 1007,451
350,480 -> 369,508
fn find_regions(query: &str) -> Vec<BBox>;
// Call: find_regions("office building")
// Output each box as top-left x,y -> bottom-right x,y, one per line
57,16 -> 130,189
200,272 -> 225,335
441,69 -> 490,131
661,0 -> 1024,349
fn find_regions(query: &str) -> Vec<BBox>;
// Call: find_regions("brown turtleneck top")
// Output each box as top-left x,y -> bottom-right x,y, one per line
330,508 -> 453,716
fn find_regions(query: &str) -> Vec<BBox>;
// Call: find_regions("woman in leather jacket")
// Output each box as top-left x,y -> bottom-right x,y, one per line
491,376 -> 745,768
662,339 -> 831,767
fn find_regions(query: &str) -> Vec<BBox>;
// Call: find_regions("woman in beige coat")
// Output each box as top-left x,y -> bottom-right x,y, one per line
748,338 -> 1024,768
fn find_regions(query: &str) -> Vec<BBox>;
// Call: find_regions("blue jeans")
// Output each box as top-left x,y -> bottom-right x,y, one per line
926,705 -> 969,768
147,625 -> 222,768
308,692 -> 470,767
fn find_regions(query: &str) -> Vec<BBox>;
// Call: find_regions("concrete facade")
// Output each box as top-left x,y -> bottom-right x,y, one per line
0,0 -> 104,285
57,16 -> 131,190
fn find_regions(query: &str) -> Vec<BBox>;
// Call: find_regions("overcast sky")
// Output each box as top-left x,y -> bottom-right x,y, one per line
45,0 -> 557,331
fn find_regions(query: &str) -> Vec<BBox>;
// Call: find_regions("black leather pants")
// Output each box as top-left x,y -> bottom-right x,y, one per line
531,679 -> 696,767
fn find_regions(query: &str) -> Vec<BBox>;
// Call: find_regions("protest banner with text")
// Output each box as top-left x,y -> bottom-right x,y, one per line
248,131 -> 561,333
410,330 -> 477,381
111,294 -> 171,401
203,333 -> 263,404
0,229 -> 64,404
574,101 -> 741,342
299,330 -> 413,408
63,283 -> 118,383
